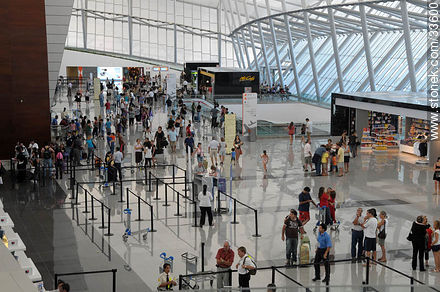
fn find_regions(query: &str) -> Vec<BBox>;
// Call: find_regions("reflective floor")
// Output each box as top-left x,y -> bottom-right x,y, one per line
3,94 -> 439,291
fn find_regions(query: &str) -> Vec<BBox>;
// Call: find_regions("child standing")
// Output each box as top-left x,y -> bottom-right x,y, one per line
231,148 -> 236,165
321,148 -> 329,176
261,150 -> 269,173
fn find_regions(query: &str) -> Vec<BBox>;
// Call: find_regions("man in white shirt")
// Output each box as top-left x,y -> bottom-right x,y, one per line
208,137 -> 220,166
361,208 -> 378,265
113,147 -> 124,182
351,208 -> 364,261
157,263 -> 176,290
236,246 -> 256,290
303,139 -> 314,172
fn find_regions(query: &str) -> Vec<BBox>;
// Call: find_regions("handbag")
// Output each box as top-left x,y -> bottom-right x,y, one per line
378,221 -> 386,239
407,231 -> 414,242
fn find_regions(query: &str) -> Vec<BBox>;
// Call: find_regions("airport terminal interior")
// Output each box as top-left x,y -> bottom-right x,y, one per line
0,0 -> 439,291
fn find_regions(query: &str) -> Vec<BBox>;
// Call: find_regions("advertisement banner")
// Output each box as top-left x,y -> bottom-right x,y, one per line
167,73 -> 177,99
224,114 -> 236,154
93,78 -> 101,100
242,93 -> 257,141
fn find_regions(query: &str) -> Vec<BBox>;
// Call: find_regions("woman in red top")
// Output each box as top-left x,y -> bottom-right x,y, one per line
318,187 -> 329,208
424,216 -> 433,267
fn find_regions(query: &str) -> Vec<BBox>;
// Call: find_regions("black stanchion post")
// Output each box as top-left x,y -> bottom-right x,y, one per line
217,190 -> 221,215
120,181 -> 123,200
253,209 -> 261,237
231,199 -> 239,224
271,267 -> 275,284
104,207 -> 113,236
91,152 -> 95,170
201,242 -> 205,272
150,205 -> 156,232
153,177 -> 159,200
179,275 -> 183,291
136,196 -> 142,221
126,188 -> 130,209
90,196 -> 97,220
112,269 -> 117,292
149,171 -> 152,191
228,269 -> 232,287
113,181 -> 116,196
75,183 -> 80,205
144,168 -> 147,185
174,192 -> 182,217
193,201 -> 198,227
70,177 -> 75,199
82,190 -> 90,214
99,203 -> 106,229
54,274 -> 58,290
163,183 -> 170,207
410,277 -> 414,292
192,181 -> 195,203
172,165 -> 175,189
365,257 -> 370,285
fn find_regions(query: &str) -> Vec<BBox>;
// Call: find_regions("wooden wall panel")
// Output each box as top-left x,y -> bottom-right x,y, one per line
0,0 -> 50,159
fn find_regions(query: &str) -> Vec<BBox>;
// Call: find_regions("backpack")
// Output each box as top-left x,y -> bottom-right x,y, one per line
245,256 -> 257,276
56,152 -> 63,161
43,148 -> 51,159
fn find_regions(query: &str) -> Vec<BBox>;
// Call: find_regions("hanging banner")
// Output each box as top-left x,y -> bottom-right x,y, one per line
242,93 -> 257,141
224,114 -> 236,154
94,78 -> 101,100
167,73 -> 177,99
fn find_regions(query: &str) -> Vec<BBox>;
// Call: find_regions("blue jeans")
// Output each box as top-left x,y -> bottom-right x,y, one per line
315,161 -> 322,175
351,230 -> 364,258
43,158 -> 53,177
286,237 -> 298,261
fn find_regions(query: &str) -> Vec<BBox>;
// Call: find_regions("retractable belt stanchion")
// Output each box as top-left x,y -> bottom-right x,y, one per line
104,206 -> 113,236
125,188 -> 130,209
174,191 -> 182,217
89,197 -> 97,221
136,196 -> 142,221
253,209 -> 261,237
231,199 -> 239,224
82,190 -> 90,214
163,183 -> 170,207
99,203 -> 106,229
154,177 -> 160,200
150,205 -> 156,232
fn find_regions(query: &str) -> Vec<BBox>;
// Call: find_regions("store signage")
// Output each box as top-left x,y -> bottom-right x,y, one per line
242,93 -> 257,139
225,114 -> 236,154
239,76 -> 256,82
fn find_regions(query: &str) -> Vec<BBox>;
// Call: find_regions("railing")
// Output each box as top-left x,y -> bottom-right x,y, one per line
179,257 -> 439,291
54,269 -> 117,292
74,182 -> 113,236
217,190 -> 260,237
125,188 -> 156,232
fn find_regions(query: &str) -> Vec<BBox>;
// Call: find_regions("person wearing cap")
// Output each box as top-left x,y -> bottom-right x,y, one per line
215,241 -> 235,289
282,209 -> 305,265
298,186 -> 317,226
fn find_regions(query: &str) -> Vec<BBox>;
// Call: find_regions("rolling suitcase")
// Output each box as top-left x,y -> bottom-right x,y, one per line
299,235 -> 311,265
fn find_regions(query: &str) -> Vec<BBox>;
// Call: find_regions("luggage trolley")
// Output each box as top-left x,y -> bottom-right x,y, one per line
313,204 -> 340,232
122,208 -> 150,242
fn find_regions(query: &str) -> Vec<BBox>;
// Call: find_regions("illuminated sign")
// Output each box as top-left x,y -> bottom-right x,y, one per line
239,76 -> 256,82
152,66 -> 169,71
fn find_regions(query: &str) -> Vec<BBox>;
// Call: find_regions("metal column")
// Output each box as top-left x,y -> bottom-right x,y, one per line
128,0 -> 133,56
400,0 -> 417,92
253,0 -> 272,85
81,0 -> 88,49
234,0 -> 251,69
218,2 -> 222,66
174,0 -> 177,64
265,0 -> 284,87
226,0 -> 247,68
327,5 -> 344,92
359,3 -> 376,91
282,14 -> 301,97
302,1 -> 321,101
241,0 -> 260,72
223,0 -> 244,68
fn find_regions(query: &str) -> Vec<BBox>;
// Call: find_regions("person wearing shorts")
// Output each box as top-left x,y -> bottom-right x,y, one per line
337,143 -> 345,177
219,137 -> 227,165
362,208 -> 378,265
208,137 -> 220,166
298,187 -> 317,226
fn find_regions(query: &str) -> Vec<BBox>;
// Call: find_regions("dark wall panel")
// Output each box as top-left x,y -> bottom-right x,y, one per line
0,0 -> 50,159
